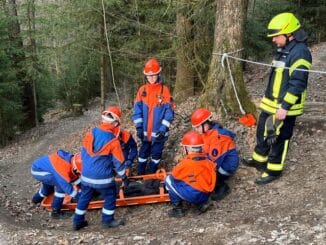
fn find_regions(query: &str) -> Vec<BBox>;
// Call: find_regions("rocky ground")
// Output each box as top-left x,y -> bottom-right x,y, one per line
0,43 -> 325,244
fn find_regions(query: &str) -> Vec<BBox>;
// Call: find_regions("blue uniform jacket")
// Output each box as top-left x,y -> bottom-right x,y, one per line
31,150 -> 78,197
132,82 -> 174,142
81,124 -> 126,189
119,130 -> 137,167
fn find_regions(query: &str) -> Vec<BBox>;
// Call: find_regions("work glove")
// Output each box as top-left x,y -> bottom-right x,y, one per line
122,176 -> 129,188
265,115 -> 283,146
155,131 -> 165,141
136,127 -> 143,140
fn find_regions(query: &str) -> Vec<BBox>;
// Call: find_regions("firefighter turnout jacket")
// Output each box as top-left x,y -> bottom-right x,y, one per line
259,39 -> 312,116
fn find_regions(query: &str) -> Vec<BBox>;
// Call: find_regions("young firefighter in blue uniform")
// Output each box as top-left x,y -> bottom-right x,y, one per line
191,108 -> 239,201
73,106 -> 129,231
165,131 -> 216,218
243,13 -> 312,185
105,106 -> 138,175
132,58 -> 174,174
31,150 -> 82,219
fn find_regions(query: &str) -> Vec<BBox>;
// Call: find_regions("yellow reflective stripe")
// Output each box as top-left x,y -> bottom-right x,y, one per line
281,140 -> 289,165
260,96 -> 304,116
267,162 -> 283,171
284,92 -> 298,105
275,120 -> 283,135
252,152 -> 268,163
262,172 -> 269,177
272,67 -> 284,99
266,139 -> 289,172
259,97 -> 278,114
287,108 -> 303,116
289,59 -> 312,75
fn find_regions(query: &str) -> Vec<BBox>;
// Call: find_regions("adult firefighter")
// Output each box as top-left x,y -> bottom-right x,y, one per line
73,106 -> 128,231
243,13 -> 312,185
31,150 -> 82,219
191,108 -> 239,201
132,58 -> 174,174
165,131 -> 216,218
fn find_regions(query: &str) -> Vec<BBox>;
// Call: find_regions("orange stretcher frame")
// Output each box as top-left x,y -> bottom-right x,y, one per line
41,169 -> 170,211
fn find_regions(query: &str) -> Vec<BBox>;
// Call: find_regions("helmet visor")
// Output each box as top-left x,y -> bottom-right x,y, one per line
267,29 -> 281,37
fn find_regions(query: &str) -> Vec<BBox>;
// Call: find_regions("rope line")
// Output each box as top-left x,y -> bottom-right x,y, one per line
221,54 -> 246,115
101,0 -> 121,108
214,51 -> 326,74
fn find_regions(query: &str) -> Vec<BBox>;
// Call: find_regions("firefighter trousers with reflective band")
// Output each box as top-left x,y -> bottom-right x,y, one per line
138,140 -> 166,174
73,183 -> 116,225
253,111 -> 296,176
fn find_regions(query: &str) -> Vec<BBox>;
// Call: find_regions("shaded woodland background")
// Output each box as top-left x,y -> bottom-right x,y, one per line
0,0 -> 325,146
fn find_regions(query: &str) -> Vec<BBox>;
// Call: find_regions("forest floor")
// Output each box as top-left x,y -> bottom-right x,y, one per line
0,43 -> 325,245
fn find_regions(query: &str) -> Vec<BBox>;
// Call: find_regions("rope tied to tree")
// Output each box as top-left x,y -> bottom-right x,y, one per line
221,49 -> 246,115
220,49 -> 257,127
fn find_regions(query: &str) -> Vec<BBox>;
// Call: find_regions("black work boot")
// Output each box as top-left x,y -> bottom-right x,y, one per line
51,209 -> 72,219
32,193 -> 44,204
168,202 -> 185,218
255,172 -> 281,185
73,220 -> 88,231
211,182 -> 230,201
102,219 -> 125,228
242,157 -> 267,172
193,202 -> 210,215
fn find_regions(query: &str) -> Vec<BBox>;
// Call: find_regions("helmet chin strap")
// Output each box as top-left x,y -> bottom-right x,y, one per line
284,34 -> 293,45
201,121 -> 211,133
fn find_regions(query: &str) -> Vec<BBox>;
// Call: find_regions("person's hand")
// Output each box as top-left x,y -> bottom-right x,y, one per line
136,127 -> 143,140
155,131 -> 165,140
276,108 -> 288,120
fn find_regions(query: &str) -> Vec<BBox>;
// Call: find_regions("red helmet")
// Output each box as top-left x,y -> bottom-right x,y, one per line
143,58 -> 161,76
191,108 -> 212,127
71,153 -> 82,175
102,106 -> 121,123
181,131 -> 204,147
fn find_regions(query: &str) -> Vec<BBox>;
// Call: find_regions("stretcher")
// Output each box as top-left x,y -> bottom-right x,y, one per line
41,169 -> 170,211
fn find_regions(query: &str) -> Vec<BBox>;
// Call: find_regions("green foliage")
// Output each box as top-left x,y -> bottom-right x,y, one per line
0,0 -> 325,146
288,0 -> 326,42
0,10 -> 22,146
55,47 -> 100,109
245,0 -> 295,59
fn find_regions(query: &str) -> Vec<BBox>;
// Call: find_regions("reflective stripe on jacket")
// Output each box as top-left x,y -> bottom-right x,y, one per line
171,153 -> 216,193
132,82 -> 174,142
31,150 -> 77,197
259,39 -> 312,116
81,123 -> 126,189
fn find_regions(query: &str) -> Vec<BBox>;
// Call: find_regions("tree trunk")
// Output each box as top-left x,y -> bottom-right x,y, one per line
173,5 -> 195,103
199,0 -> 256,117
100,18 -> 108,111
100,44 -> 106,111
27,0 -> 38,127
6,0 -> 36,128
